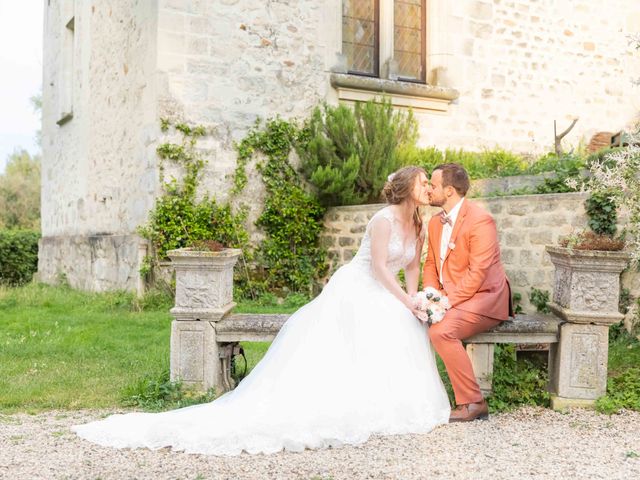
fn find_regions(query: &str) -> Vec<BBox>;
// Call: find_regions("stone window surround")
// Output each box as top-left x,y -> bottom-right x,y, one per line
332,0 -> 459,113
56,2 -> 75,126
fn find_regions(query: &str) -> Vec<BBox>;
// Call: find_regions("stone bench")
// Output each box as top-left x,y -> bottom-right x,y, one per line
465,313 -> 560,396
167,245 -> 629,410
214,312 -> 561,399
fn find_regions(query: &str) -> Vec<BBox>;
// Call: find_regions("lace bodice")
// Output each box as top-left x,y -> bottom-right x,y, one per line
351,206 -> 419,276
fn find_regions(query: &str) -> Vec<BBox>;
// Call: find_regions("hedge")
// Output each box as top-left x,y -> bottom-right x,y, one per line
0,230 -> 40,286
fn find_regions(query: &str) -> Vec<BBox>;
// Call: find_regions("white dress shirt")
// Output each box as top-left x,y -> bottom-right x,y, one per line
439,198 -> 464,284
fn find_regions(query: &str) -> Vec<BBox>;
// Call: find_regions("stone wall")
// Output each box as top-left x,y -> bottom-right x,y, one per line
153,0 -> 640,242
321,192 -> 639,318
419,0 -> 640,152
40,1 -> 159,290
41,1 -> 159,236
37,234 -> 145,292
155,0 -> 336,236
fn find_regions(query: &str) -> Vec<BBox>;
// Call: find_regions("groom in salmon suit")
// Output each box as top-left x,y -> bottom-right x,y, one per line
422,163 -> 512,422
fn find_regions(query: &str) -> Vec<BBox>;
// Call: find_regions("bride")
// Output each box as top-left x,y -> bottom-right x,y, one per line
73,166 -> 451,455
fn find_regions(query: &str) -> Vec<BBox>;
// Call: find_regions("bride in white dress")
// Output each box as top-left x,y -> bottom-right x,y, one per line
73,166 -> 451,455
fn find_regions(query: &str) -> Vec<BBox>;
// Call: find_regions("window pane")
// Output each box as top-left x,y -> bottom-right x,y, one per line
342,0 -> 378,75
394,0 -> 425,81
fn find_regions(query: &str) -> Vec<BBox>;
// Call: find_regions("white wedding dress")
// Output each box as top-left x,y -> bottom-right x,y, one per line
73,206 -> 451,455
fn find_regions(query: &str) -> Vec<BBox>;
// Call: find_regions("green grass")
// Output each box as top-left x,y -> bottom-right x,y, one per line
0,283 -> 171,412
595,326 -> 640,414
1,283 -> 638,415
0,283 -> 284,413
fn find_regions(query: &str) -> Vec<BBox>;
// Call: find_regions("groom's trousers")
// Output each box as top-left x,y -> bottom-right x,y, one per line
428,307 -> 501,405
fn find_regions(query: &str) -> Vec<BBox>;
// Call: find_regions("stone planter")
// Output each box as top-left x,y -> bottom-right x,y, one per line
545,246 -> 630,409
167,247 -> 242,391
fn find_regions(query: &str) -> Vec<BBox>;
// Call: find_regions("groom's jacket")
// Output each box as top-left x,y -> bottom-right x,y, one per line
422,199 -> 513,321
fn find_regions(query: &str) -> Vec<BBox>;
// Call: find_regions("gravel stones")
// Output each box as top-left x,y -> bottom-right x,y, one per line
1,407 -> 639,479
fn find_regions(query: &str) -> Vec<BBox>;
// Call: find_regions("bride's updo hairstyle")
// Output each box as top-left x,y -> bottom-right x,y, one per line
382,166 -> 427,236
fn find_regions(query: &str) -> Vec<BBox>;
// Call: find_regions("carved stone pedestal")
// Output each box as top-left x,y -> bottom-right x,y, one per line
546,246 -> 629,409
169,248 -> 242,322
167,247 -> 242,391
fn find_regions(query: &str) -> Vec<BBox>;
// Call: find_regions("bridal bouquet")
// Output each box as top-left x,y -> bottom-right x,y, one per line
413,287 -> 451,324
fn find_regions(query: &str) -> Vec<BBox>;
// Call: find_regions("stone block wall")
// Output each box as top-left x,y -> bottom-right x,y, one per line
42,1 -> 159,236
420,0 -> 640,153
37,234 -> 145,292
321,192 -> 638,316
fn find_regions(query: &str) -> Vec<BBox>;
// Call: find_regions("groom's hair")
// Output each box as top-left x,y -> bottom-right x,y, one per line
434,163 -> 470,196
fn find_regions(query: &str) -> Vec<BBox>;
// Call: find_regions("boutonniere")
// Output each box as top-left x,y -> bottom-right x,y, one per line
448,242 -> 456,250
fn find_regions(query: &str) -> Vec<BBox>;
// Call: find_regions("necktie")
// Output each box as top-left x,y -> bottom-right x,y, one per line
440,212 -> 452,226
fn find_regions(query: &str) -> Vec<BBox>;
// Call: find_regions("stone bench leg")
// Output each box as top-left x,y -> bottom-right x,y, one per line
466,343 -> 495,396
170,320 -> 220,391
550,323 -> 609,410
218,342 -> 240,393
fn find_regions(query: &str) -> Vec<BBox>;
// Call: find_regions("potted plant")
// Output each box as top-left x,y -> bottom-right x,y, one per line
546,187 -> 630,324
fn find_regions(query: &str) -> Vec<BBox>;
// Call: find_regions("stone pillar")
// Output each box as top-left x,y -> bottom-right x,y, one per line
466,343 -> 494,396
546,246 -> 630,409
167,247 -> 242,392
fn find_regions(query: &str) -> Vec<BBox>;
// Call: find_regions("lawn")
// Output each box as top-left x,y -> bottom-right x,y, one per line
1,283 -> 638,414
0,283 -> 298,413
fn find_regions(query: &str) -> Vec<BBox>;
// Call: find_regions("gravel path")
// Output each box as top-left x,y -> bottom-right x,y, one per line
1,407 -> 639,479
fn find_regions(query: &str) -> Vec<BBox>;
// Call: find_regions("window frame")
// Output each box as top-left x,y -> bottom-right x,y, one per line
393,0 -> 427,84
343,0 -> 381,78
341,0 -> 427,84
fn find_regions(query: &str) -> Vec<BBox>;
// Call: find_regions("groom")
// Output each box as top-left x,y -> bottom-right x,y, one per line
422,163 -> 512,422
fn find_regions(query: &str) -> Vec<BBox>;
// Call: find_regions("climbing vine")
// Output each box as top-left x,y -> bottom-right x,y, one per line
139,117 -> 327,297
234,118 -> 327,295
138,120 -> 250,277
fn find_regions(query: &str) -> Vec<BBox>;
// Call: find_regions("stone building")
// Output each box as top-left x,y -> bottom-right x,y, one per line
39,0 -> 640,291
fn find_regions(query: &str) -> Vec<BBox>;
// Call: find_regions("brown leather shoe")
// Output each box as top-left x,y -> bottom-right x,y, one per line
449,400 -> 489,422
448,404 -> 465,422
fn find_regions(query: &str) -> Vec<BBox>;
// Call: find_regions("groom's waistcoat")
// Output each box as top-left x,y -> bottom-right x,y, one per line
422,199 -> 512,321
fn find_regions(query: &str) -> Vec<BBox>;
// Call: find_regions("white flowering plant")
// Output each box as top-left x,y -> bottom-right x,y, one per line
583,136 -> 640,264
564,34 -> 640,265
413,287 -> 451,324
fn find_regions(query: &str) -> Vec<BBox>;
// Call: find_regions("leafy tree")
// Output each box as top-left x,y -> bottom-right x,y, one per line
0,149 -> 41,230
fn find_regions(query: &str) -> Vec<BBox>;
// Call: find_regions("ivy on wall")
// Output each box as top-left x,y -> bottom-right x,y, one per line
234,118 -> 327,295
139,117 -> 326,298
138,120 -> 250,279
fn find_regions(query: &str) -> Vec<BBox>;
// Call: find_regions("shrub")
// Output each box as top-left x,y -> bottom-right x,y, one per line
596,367 -> 640,414
581,133 -> 640,263
402,146 -> 529,180
527,153 -> 585,194
0,230 -> 40,286
122,369 -> 216,412
488,344 -> 550,412
0,150 -> 41,230
138,121 -> 251,289
527,152 -> 585,175
298,98 -> 418,206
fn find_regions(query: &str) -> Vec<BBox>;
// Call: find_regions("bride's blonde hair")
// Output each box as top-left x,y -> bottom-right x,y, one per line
382,166 -> 426,237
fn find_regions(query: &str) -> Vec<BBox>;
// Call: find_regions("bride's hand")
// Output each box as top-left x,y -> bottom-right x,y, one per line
403,296 -> 423,319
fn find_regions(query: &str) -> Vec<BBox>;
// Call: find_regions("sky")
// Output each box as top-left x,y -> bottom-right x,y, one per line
0,0 -> 43,173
